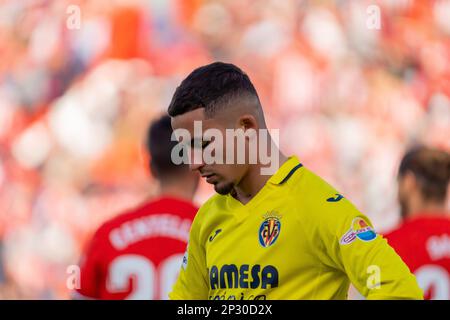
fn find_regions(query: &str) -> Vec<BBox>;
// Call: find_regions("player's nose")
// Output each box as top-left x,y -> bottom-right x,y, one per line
189,161 -> 204,172
188,147 -> 205,171
189,159 -> 205,171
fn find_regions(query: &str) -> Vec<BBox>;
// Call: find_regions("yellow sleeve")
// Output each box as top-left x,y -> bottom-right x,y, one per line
169,208 -> 209,300
322,198 -> 423,300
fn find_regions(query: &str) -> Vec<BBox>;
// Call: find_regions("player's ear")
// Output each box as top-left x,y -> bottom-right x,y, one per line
149,161 -> 160,180
402,171 -> 418,194
237,114 -> 258,131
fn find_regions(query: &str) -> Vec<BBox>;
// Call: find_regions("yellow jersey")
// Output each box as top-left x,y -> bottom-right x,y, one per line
170,156 -> 423,300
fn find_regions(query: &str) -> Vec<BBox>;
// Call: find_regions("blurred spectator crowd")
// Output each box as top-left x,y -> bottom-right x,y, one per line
0,0 -> 449,298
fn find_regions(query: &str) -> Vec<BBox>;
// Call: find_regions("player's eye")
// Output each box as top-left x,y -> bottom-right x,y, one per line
191,138 -> 211,149
201,140 -> 211,149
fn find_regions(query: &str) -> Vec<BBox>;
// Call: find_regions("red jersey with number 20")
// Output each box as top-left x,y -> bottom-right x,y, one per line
384,214 -> 450,300
75,197 -> 197,300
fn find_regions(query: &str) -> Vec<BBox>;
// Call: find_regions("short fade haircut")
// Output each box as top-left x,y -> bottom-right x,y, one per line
167,62 -> 260,118
399,146 -> 450,202
146,114 -> 186,180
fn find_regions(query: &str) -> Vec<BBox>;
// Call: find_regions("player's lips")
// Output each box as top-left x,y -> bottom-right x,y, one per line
201,173 -> 217,183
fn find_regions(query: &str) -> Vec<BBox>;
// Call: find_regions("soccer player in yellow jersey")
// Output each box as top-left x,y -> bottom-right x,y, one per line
167,62 -> 423,300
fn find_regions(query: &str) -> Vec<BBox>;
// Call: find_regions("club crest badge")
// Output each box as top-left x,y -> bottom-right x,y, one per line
259,211 -> 282,248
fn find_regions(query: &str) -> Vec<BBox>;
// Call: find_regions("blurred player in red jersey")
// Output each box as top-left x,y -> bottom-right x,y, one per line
73,115 -> 199,299
384,146 -> 450,299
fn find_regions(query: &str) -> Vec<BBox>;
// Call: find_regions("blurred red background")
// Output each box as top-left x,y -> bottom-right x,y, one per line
0,0 -> 448,298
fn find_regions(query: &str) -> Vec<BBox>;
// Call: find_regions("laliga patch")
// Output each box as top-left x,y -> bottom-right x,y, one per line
340,217 -> 377,245
259,211 -> 282,248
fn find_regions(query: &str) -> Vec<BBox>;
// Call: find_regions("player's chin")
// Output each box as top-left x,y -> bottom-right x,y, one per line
214,181 -> 234,195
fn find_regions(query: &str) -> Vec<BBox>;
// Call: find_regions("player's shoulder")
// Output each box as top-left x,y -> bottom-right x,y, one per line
287,167 -> 350,211
289,167 -> 368,230
106,197 -> 197,228
192,193 -> 224,223
383,219 -> 416,240
95,200 -> 152,235
383,225 -> 410,250
285,166 -> 337,197
385,215 -> 450,241
411,215 -> 450,228
92,197 -> 195,241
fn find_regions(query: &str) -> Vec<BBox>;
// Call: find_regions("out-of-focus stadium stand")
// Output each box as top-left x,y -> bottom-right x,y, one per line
0,0 -> 448,298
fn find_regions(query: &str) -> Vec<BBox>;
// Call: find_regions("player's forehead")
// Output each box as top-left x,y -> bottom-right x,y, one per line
171,108 -> 223,134
171,108 -> 205,132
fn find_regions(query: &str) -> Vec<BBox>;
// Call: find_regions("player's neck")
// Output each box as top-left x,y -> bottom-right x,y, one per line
159,183 -> 194,202
408,199 -> 447,218
233,151 -> 288,205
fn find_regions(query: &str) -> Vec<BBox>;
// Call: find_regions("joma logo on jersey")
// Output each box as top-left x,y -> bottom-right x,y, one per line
209,264 -> 279,290
259,212 -> 281,247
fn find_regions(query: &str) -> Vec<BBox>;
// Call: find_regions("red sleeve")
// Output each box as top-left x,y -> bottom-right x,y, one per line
75,229 -> 105,299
